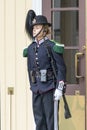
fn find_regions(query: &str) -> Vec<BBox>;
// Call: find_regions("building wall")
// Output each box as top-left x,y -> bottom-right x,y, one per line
0,0 -> 35,130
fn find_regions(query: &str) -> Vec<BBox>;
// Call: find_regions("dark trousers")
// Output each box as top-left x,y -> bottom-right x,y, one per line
32,90 -> 54,130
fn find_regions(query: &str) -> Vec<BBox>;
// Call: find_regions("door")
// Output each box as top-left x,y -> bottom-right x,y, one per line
42,0 -> 86,130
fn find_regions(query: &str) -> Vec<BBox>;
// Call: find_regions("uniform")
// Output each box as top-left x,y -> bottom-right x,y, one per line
27,38 -> 66,93
24,10 -> 66,130
25,38 -> 66,130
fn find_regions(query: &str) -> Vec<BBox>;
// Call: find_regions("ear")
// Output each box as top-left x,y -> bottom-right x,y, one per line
43,29 -> 47,33
43,29 -> 47,37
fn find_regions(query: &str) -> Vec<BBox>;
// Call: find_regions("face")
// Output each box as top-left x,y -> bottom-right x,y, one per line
33,25 -> 44,41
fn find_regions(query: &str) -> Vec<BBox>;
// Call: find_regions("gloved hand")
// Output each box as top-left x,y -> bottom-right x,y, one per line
54,89 -> 62,100
54,81 -> 64,101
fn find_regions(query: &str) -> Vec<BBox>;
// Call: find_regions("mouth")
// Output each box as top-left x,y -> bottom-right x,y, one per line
33,33 -> 36,35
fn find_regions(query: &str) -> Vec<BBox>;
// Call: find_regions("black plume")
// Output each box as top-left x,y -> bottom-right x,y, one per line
25,10 -> 36,39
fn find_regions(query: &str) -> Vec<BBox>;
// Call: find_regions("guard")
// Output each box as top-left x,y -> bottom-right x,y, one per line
24,9 -> 66,130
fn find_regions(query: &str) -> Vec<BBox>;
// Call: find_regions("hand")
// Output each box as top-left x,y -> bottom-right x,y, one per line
54,81 -> 64,101
54,89 -> 62,101
58,81 -> 64,90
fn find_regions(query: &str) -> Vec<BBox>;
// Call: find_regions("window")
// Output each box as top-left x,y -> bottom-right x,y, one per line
51,0 -> 79,84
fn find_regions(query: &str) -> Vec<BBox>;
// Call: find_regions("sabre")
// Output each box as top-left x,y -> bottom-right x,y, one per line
54,100 -> 59,130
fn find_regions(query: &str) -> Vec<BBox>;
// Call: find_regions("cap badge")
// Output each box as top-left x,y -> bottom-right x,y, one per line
32,18 -> 36,24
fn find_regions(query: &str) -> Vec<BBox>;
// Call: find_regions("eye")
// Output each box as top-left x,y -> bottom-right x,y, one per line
36,26 -> 39,29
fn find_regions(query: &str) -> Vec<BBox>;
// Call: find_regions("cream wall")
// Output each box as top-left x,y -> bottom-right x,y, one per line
32,0 -> 42,14
0,0 -> 35,130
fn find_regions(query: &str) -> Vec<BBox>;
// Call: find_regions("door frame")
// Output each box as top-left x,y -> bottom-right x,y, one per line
42,0 -> 86,129
42,0 -> 86,95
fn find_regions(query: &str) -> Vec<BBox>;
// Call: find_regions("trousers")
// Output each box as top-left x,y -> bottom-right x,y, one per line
32,90 -> 54,130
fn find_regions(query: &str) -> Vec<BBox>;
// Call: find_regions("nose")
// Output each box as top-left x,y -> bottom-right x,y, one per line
33,28 -> 36,33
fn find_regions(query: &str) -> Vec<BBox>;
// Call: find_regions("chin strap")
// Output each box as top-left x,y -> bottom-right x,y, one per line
33,26 -> 44,39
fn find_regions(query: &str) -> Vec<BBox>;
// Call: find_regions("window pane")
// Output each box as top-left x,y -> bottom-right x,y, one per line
52,11 -> 79,46
64,49 -> 79,84
52,0 -> 79,8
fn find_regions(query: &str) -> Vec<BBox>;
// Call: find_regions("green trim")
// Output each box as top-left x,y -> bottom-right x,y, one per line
23,48 -> 28,57
51,40 -> 64,54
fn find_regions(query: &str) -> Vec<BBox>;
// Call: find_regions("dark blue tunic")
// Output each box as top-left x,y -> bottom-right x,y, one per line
27,38 -> 66,93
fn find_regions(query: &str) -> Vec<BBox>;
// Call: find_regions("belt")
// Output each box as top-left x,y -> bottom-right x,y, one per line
30,69 -> 55,83
47,69 -> 54,80
35,69 -> 54,80
36,71 -> 41,78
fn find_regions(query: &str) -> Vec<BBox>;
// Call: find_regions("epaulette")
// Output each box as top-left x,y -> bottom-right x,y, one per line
51,40 -> 64,54
23,48 -> 28,57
